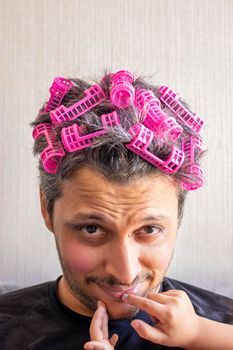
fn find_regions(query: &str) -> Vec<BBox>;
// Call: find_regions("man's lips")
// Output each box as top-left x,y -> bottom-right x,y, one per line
97,283 -> 142,299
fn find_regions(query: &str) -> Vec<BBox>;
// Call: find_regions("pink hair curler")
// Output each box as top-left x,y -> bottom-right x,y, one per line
156,117 -> 183,141
50,84 -> 106,125
61,111 -> 120,152
126,123 -> 184,174
44,77 -> 73,112
134,88 -> 160,110
159,86 -> 204,133
32,123 -> 65,174
135,89 -> 183,141
101,111 -> 121,127
181,135 -> 204,190
110,70 -> 135,108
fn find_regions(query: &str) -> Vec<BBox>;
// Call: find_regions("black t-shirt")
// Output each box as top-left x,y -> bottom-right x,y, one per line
0,277 -> 232,350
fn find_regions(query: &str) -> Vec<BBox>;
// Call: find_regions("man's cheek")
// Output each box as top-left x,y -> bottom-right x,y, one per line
148,241 -> 175,271
160,243 -> 174,265
61,242 -> 99,274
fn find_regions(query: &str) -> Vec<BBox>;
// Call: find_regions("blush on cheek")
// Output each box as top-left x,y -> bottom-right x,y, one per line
61,241 -> 100,274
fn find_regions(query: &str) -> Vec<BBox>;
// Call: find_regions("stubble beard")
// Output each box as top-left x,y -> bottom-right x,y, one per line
55,241 -> 174,320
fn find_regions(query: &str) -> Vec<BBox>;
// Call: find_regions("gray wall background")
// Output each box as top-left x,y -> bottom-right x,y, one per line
0,0 -> 232,297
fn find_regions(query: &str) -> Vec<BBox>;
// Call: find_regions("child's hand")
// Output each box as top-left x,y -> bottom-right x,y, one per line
84,301 -> 118,350
122,289 -> 201,349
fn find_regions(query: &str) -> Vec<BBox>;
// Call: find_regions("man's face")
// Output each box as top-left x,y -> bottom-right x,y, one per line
41,167 -> 179,319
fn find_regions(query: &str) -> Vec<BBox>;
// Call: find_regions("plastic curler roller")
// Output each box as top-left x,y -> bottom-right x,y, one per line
101,111 -> 121,128
44,77 -> 73,112
61,111 -> 120,152
50,84 -> 106,125
126,123 -> 184,174
110,70 -> 135,108
32,123 -> 65,173
61,124 -> 106,152
134,88 -> 160,110
135,89 -> 183,142
159,86 -> 204,133
181,135 -> 204,190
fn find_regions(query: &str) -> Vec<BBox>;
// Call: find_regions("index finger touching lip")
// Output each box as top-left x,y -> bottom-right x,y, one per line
122,293 -> 165,320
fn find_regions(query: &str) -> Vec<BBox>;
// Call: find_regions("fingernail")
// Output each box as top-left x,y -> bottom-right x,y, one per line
98,300 -> 106,309
131,320 -> 139,330
122,293 -> 128,301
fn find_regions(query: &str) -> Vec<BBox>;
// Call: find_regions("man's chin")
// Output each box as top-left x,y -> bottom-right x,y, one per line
104,301 -> 139,320
63,281 -> 139,319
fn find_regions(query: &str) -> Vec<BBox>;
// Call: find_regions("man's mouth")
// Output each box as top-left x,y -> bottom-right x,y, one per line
97,282 -> 142,299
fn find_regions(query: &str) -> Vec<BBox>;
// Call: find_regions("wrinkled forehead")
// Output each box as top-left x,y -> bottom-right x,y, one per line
64,166 -> 177,193
56,167 -> 179,217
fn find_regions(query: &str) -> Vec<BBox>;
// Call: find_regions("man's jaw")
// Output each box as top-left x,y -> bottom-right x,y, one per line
59,264 -> 163,319
65,277 -> 162,320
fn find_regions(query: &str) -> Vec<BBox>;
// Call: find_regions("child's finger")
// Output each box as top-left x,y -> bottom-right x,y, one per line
90,301 -> 107,341
147,291 -> 180,304
149,289 -> 189,299
131,319 -> 169,346
102,304 -> 109,339
83,341 -> 95,350
84,340 -> 112,350
109,333 -> 118,347
122,293 -> 166,323
159,289 -> 185,296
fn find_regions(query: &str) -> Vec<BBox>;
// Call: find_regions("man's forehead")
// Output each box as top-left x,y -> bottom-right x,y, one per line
62,167 -> 178,195
54,167 -> 179,220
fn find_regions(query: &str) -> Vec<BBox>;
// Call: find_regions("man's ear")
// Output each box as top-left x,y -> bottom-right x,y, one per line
40,190 -> 54,232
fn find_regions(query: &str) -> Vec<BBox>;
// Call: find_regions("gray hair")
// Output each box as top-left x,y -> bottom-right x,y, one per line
31,72 -> 203,222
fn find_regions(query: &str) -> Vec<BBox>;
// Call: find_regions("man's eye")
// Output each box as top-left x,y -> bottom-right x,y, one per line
71,224 -> 107,240
81,225 -> 99,234
142,225 -> 162,235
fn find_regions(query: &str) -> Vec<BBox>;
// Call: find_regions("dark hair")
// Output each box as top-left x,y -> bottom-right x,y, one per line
31,71 -> 203,222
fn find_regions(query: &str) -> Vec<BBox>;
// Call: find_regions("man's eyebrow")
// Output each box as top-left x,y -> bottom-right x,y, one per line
142,215 -> 170,221
67,213 -> 107,223
67,213 -> 170,223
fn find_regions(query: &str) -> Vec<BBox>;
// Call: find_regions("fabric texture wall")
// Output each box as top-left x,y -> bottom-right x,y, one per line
0,0 -> 232,298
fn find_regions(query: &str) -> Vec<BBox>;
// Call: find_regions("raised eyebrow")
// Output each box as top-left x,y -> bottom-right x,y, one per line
68,213 -> 107,223
141,215 -> 170,222
67,214 -> 170,226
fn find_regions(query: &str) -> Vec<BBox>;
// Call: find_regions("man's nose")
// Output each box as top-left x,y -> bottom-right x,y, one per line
104,239 -> 142,285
